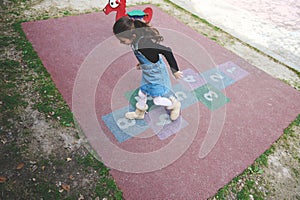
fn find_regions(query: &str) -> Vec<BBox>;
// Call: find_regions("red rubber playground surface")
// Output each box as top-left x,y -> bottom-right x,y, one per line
22,5 -> 300,199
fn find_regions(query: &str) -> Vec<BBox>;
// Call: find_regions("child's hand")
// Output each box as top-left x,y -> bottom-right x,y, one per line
136,63 -> 141,70
173,71 -> 183,79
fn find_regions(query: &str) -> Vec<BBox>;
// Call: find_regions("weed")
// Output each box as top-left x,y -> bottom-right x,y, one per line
77,153 -> 123,199
35,181 -> 61,199
12,21 -> 75,127
0,59 -> 28,127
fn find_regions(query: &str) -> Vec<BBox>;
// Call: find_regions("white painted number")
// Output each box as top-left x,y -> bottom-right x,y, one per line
210,73 -> 224,82
156,114 -> 172,126
175,91 -> 187,102
117,117 -> 136,130
184,75 -> 196,83
204,90 -> 218,102
226,66 -> 236,74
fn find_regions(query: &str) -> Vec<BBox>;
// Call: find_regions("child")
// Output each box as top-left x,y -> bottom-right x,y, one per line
113,16 -> 183,121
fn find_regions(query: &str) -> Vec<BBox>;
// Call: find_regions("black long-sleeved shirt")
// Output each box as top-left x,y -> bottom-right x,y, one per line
135,37 -> 179,73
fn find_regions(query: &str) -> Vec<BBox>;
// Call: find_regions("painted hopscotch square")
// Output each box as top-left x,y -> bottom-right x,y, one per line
145,106 -> 189,140
124,88 -> 155,111
172,84 -> 198,110
201,68 -> 235,90
102,106 -> 149,143
217,61 -> 249,81
194,83 -> 230,110
180,68 -> 206,91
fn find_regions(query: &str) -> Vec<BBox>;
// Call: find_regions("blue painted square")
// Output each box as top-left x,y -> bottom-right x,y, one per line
145,106 -> 189,140
180,68 -> 206,91
172,84 -> 198,110
217,61 -> 249,81
201,68 -> 235,90
194,83 -> 230,110
102,106 -> 149,143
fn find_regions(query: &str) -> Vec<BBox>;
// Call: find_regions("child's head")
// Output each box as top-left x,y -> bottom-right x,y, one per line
113,16 -> 163,45
113,16 -> 136,44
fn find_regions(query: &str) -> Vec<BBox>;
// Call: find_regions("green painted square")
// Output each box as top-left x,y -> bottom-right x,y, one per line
124,88 -> 155,111
194,84 -> 230,110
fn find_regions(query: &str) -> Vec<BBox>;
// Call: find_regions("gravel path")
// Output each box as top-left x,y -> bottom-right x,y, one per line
169,0 -> 300,71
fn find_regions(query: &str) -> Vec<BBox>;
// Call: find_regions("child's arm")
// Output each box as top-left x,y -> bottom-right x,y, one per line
173,71 -> 183,79
138,39 -> 183,78
158,45 -> 183,79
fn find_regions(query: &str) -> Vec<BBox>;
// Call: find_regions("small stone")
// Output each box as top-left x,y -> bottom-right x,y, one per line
31,165 -> 38,172
249,194 -> 254,200
78,194 -> 84,200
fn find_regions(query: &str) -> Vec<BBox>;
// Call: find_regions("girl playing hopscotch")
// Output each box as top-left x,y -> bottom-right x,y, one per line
113,16 -> 183,121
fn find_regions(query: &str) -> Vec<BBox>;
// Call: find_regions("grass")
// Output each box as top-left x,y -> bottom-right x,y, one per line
0,59 -> 28,130
77,153 -> 123,199
1,1 -> 123,199
12,21 -> 75,127
213,114 -> 300,199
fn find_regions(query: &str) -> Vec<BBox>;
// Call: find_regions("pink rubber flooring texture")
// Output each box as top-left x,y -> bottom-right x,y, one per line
22,5 -> 300,200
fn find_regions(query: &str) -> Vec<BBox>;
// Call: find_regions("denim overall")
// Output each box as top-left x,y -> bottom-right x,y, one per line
132,37 -> 172,97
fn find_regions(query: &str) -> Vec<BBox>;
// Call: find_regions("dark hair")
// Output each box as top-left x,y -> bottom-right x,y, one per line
113,16 -> 163,43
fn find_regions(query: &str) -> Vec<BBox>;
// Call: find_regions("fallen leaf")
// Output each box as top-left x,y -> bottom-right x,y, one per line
69,175 -> 74,180
42,166 -> 46,171
16,163 -> 25,170
0,176 -> 7,183
62,183 -> 70,192
1,139 -> 7,144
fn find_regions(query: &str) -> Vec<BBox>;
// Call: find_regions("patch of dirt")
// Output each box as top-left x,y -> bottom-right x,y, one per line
1,1 -> 119,199
1,104 -> 101,199
262,126 -> 300,199
1,0 -> 299,199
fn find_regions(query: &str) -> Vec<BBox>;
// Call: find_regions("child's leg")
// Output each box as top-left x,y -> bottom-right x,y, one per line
136,90 -> 147,108
125,90 -> 148,120
166,96 -> 181,121
153,96 -> 181,120
153,96 -> 181,121
153,96 -> 172,107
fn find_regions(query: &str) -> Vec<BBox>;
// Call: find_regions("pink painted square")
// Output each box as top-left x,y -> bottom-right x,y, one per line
217,61 -> 249,81
145,106 -> 188,140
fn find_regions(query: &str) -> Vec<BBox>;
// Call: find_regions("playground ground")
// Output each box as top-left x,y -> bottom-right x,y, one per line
1,0 -> 299,199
